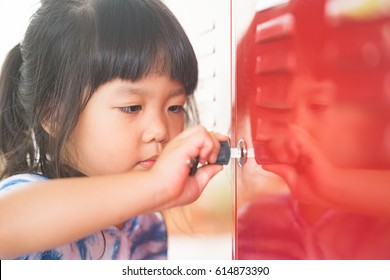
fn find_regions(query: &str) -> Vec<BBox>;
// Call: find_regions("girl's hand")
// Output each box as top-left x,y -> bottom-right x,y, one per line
150,125 -> 229,210
0,126 -> 228,259
261,126 -> 338,207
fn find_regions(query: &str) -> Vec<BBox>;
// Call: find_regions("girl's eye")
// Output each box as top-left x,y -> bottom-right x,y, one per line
120,105 -> 142,114
168,105 -> 185,113
309,103 -> 329,113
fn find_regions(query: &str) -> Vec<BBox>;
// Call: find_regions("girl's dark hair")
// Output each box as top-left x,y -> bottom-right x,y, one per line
0,0 -> 199,179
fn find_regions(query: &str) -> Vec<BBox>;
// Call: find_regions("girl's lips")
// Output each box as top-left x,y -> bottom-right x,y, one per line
138,158 -> 157,169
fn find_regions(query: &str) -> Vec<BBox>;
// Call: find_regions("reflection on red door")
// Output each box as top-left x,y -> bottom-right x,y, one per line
235,0 -> 390,259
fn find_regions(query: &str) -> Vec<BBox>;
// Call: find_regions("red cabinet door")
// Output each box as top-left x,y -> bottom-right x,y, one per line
234,0 -> 390,259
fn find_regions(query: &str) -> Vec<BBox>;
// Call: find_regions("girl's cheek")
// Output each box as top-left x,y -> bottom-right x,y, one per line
173,120 -> 185,136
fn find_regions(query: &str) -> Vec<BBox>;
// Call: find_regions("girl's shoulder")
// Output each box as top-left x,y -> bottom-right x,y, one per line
0,173 -> 48,192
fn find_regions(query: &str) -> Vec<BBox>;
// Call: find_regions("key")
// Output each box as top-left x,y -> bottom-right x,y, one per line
231,140 -> 278,166
215,140 -> 255,166
189,140 -> 255,175
189,139 -> 278,175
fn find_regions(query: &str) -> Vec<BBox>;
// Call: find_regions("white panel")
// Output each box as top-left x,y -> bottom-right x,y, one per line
256,0 -> 290,12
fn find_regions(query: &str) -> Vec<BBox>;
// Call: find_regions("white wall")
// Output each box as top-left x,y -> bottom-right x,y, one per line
0,0 -> 40,69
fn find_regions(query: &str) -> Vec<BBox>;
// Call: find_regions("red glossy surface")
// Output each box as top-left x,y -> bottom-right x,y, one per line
235,0 -> 390,259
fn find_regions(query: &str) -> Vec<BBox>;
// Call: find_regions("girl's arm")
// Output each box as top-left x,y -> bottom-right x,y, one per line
322,168 -> 390,217
262,126 -> 390,217
0,126 -> 227,259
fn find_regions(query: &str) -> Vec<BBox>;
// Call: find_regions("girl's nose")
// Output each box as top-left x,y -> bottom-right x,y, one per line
142,114 -> 169,144
292,105 -> 310,131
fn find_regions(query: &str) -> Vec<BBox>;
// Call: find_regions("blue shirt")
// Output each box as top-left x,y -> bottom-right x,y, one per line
0,174 -> 168,260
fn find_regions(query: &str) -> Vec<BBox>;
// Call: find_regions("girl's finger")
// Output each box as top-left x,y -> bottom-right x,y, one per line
207,132 -> 229,164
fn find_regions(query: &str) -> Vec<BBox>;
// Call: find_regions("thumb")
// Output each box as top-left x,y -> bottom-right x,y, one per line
193,164 -> 224,190
160,164 -> 223,210
178,164 -> 223,206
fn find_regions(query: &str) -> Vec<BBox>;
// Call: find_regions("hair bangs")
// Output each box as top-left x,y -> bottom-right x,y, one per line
90,0 -> 198,95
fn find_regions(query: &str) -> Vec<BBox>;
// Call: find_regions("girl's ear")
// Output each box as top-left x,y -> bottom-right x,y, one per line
41,116 -> 54,136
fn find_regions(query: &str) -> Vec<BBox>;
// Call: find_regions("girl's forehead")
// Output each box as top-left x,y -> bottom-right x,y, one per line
95,76 -> 187,97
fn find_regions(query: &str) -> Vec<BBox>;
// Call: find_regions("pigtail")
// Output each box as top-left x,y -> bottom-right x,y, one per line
0,44 -> 35,178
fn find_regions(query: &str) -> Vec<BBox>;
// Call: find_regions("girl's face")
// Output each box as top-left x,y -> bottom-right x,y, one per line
294,77 -> 390,169
67,75 -> 187,176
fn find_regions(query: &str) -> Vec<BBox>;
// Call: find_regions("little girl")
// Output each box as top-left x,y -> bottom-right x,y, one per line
0,0 -> 227,260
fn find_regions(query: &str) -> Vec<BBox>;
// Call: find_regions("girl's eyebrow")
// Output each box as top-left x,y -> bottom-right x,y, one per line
114,84 -> 187,97
170,88 -> 187,97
